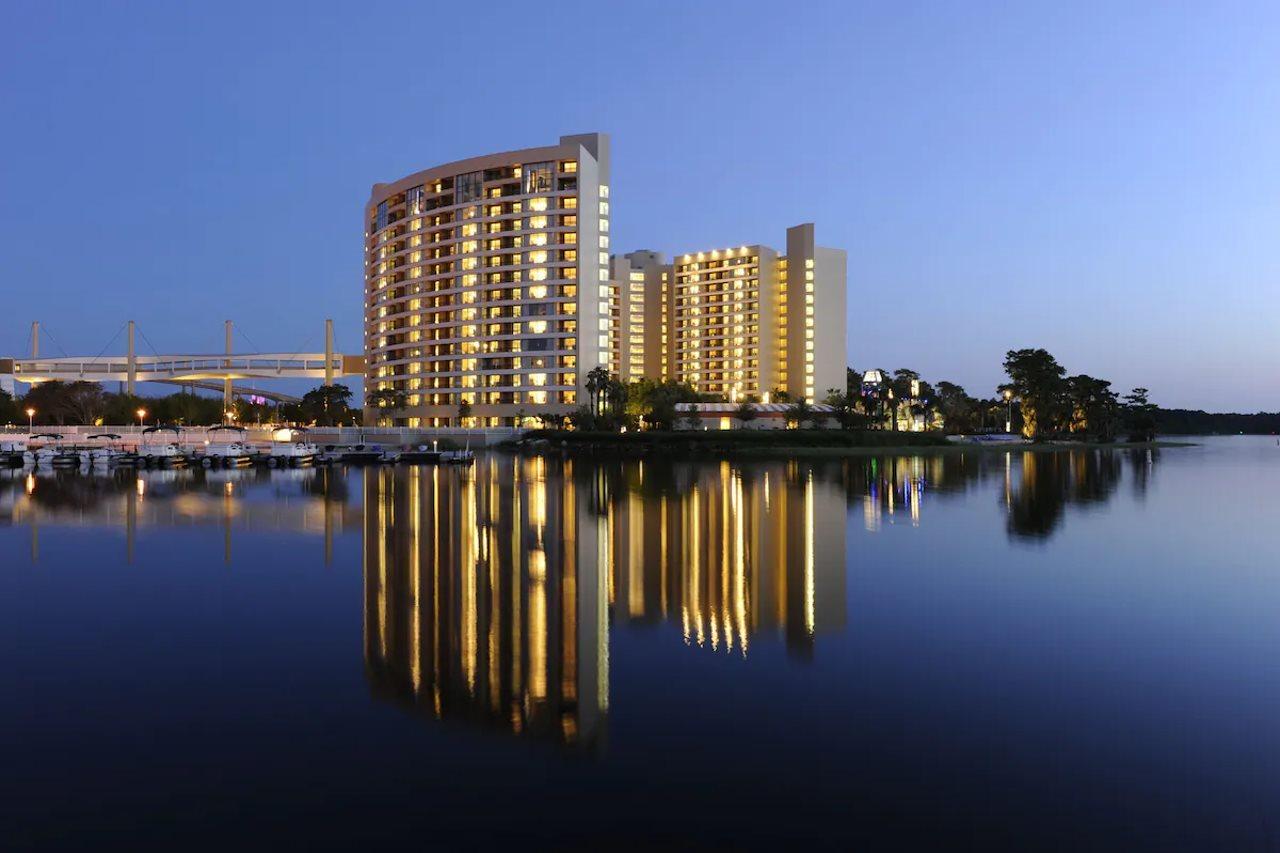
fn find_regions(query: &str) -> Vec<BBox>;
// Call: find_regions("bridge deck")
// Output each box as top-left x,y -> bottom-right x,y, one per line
9,353 -> 359,383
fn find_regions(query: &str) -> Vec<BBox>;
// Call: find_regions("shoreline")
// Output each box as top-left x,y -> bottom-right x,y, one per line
702,440 -> 1193,459
504,431 -> 1194,459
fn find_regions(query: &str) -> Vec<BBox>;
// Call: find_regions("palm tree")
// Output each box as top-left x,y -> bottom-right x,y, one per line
889,369 -> 920,431
366,387 -> 407,410
585,366 -> 611,416
785,399 -> 814,429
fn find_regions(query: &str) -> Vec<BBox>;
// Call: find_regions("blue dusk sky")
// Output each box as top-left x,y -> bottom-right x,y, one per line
2,1 -> 1278,411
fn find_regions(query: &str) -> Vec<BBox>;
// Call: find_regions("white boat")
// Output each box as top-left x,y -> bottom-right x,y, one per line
202,425 -> 254,467
398,444 -> 442,464
0,436 -> 28,468
329,440 -> 386,464
138,426 -> 188,467
86,433 -> 130,466
440,448 -> 475,464
268,427 -> 319,467
27,433 -> 84,467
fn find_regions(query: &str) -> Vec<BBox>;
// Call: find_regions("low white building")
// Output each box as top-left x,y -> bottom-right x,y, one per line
674,402 -> 839,430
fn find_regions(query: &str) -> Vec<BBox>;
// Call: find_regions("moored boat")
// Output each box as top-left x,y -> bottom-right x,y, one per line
27,433 -> 83,467
440,448 -> 475,464
86,433 -> 131,466
340,443 -> 386,464
268,427 -> 319,467
202,424 -> 254,467
398,444 -> 442,464
0,436 -> 29,468
138,426 -> 188,467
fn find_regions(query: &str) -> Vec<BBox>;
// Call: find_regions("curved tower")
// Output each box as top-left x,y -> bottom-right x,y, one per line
364,133 -> 610,427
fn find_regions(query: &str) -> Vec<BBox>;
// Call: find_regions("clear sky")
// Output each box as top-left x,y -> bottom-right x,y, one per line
2,1 -> 1278,411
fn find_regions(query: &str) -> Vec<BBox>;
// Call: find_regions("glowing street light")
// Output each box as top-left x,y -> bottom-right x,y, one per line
1003,389 -> 1014,434
25,407 -> 35,432
136,408 -> 147,428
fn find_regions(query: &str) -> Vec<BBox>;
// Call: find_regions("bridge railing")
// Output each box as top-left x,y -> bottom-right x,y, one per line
12,353 -> 345,378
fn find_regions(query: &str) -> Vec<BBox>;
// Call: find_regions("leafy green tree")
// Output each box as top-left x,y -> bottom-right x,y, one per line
103,392 -> 146,425
622,378 -> 702,430
935,381 -> 979,433
1123,387 -> 1158,442
734,400 -> 758,427
0,388 -> 17,425
1066,375 -> 1120,440
785,399 -> 815,429
846,367 -> 861,396
862,369 -> 893,428
1002,349 -> 1067,439
888,369 -> 920,431
366,387 -> 407,426
457,399 -> 473,427
301,384 -> 354,426
823,389 -> 867,430
567,405 -> 599,431
535,411 -> 567,429
367,387 -> 407,410
911,379 -> 937,430
23,381 -> 71,425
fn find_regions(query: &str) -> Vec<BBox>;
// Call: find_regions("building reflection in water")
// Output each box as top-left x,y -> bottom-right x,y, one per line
363,457 -> 608,750
0,446 -> 1157,749
361,455 -> 848,749
0,465 -> 357,564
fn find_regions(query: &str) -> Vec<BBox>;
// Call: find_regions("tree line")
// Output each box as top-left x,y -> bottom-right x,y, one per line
5,349 -> 1232,441
0,381 -> 361,427
822,350 -> 1158,441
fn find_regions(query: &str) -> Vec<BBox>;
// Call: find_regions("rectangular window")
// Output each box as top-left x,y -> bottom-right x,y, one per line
522,162 -> 554,194
407,185 -> 425,215
375,201 -> 388,231
455,171 -> 483,203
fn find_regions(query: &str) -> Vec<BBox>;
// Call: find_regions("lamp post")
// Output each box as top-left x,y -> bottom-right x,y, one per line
26,407 -> 35,432
137,408 -> 147,429
1003,389 -> 1013,434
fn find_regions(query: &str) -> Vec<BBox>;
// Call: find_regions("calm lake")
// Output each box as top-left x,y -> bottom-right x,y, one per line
3,436 -> 1279,849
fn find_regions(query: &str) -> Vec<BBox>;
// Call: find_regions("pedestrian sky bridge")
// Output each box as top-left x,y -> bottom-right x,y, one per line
1,320 -> 363,405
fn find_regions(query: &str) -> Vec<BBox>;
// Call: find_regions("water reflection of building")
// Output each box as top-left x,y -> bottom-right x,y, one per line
363,458 -> 609,750
361,455 -> 849,748
604,460 -> 846,659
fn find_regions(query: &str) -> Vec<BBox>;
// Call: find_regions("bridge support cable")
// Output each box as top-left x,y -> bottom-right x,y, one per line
36,324 -> 71,358
224,320 -> 233,413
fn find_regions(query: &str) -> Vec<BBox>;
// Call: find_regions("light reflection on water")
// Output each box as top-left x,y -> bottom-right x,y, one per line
5,439 -> 1280,847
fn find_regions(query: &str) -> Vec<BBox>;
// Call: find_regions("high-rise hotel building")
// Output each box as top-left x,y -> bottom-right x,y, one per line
364,133 -> 611,426
364,134 -> 846,425
615,224 -> 846,404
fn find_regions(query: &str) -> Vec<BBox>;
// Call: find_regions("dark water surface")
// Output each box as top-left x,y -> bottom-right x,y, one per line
3,437 -> 1279,849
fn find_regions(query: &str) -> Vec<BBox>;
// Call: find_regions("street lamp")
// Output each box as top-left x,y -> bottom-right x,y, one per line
1003,389 -> 1013,434
136,408 -> 147,428
25,407 -> 35,432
